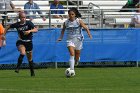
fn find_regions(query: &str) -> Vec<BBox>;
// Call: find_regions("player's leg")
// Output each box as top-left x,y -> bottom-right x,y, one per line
67,39 -> 76,70
25,41 -> 35,76
75,50 -> 80,66
26,51 -> 35,76
15,43 -> 26,73
74,38 -> 83,66
67,46 -> 75,70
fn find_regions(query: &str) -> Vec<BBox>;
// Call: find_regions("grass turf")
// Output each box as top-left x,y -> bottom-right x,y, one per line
0,67 -> 140,93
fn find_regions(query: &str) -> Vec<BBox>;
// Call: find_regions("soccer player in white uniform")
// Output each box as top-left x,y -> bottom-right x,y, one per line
58,8 -> 92,70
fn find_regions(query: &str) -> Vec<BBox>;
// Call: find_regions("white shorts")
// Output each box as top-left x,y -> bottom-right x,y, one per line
67,37 -> 83,50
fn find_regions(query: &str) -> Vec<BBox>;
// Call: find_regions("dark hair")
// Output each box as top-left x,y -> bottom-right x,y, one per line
68,7 -> 82,18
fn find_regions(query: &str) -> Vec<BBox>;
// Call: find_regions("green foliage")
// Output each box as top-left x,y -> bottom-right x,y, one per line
128,0 -> 133,5
49,1 -> 67,5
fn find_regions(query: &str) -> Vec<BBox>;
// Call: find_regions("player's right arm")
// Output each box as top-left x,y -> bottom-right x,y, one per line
57,22 -> 66,41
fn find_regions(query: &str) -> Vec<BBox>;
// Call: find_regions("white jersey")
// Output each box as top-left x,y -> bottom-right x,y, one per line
65,18 -> 83,40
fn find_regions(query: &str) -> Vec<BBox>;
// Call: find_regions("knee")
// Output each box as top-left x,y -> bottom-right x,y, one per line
26,52 -> 32,61
19,49 -> 26,55
20,52 -> 26,55
70,51 -> 75,56
70,53 -> 75,56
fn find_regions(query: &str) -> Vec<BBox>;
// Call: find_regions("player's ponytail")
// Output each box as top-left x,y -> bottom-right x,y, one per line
77,11 -> 82,18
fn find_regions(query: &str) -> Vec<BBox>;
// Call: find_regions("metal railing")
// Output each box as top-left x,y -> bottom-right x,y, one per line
88,2 -> 102,28
1,8 -> 140,29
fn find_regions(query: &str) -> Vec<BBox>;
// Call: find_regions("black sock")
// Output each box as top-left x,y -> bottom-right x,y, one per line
29,60 -> 35,76
16,54 -> 24,69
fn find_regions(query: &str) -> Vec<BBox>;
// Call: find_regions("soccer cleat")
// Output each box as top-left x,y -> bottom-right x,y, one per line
31,73 -> 35,77
15,69 -> 19,73
75,61 -> 79,66
31,71 -> 35,77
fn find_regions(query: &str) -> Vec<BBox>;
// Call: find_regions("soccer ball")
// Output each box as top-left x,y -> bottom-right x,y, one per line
65,68 -> 75,77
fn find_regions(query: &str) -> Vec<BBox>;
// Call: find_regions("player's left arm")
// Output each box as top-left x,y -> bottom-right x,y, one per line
79,20 -> 92,39
24,22 -> 38,35
28,27 -> 38,33
24,27 -> 38,35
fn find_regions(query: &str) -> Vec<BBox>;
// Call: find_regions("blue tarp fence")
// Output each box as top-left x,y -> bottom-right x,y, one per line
0,28 -> 140,64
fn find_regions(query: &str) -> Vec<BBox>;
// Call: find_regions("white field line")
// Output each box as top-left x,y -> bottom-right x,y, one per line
0,88 -> 140,93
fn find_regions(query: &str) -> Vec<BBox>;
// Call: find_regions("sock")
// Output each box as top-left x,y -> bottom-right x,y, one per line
16,54 -> 24,69
29,60 -> 35,76
69,56 -> 74,70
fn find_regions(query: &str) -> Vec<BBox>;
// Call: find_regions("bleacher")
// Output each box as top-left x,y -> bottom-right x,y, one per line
82,0 -> 127,10
81,0 -> 136,28
12,0 -> 50,12
75,0 -> 133,28
103,11 -> 135,28
0,0 -> 137,28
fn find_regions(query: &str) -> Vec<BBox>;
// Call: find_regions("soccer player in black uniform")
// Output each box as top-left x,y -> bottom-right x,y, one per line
4,12 -> 38,76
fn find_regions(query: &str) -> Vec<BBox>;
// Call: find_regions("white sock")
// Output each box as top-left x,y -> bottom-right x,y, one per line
69,56 -> 74,70
79,57 -> 80,61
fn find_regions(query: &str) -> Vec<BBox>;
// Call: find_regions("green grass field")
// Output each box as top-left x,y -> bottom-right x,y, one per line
0,67 -> 140,93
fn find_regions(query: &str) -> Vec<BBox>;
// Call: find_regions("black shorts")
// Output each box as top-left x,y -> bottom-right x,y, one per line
16,40 -> 33,51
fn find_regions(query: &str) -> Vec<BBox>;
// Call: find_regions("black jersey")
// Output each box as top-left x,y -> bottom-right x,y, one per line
10,21 -> 35,40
